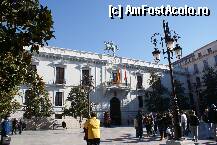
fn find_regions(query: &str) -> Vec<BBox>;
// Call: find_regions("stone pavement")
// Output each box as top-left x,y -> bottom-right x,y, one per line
10,127 -> 217,145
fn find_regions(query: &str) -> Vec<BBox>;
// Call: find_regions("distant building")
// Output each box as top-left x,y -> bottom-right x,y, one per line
174,40 -> 217,112
13,46 -> 189,124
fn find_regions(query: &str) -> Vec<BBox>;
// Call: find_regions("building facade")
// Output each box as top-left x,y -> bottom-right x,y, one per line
13,46 -> 189,125
174,40 -> 217,112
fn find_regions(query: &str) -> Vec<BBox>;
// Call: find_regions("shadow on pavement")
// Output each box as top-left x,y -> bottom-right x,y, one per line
101,133 -> 165,144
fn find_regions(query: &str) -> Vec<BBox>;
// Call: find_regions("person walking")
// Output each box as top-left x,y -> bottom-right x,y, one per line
136,110 -> 143,140
144,114 -> 153,137
189,110 -> 199,142
181,111 -> 188,137
18,119 -> 23,135
208,104 -> 217,141
1,115 -> 11,145
12,118 -> 18,135
84,112 -> 100,145
157,113 -> 167,140
133,117 -> 138,138
202,107 -> 211,139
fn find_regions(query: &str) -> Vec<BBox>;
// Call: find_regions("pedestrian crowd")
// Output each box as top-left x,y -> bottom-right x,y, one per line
1,115 -> 26,145
133,105 -> 217,143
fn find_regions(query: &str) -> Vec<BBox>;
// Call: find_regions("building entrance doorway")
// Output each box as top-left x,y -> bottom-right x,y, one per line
110,97 -> 121,125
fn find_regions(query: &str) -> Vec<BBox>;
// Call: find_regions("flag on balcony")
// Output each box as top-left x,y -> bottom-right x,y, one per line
117,68 -> 121,83
124,64 -> 127,86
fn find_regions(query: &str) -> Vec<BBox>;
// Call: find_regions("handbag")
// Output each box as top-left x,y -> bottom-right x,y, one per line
2,136 -> 11,145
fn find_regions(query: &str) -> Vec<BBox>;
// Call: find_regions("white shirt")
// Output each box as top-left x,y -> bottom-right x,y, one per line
181,113 -> 187,124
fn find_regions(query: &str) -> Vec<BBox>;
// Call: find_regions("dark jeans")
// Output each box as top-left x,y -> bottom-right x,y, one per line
12,127 -> 17,135
87,138 -> 100,145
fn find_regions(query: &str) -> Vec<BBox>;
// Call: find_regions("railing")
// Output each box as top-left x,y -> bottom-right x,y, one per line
105,81 -> 130,89
55,79 -> 66,85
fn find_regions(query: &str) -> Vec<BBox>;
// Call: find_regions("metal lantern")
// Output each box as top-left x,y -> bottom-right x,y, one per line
166,38 -> 175,50
152,48 -> 161,62
174,44 -> 182,59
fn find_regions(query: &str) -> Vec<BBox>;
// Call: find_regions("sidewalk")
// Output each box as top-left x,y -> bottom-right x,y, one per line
10,127 -> 217,145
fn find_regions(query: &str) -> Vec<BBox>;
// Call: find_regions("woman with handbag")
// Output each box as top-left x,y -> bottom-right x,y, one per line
1,115 -> 11,145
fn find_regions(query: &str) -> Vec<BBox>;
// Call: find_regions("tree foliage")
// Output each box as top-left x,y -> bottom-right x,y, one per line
23,69 -> 53,119
63,86 -> 89,119
202,67 -> 217,106
145,71 -> 170,112
0,0 -> 54,118
174,80 -> 189,110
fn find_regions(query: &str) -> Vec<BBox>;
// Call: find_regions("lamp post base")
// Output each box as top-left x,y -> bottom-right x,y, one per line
166,139 -> 195,145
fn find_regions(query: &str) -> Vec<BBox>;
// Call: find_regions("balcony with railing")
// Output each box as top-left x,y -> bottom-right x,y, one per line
55,79 -> 66,85
104,81 -> 130,92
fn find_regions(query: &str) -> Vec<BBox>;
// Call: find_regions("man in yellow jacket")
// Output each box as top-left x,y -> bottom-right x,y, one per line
84,112 -> 101,145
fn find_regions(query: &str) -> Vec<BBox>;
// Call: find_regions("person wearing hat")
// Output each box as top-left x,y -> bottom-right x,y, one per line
208,104 -> 217,141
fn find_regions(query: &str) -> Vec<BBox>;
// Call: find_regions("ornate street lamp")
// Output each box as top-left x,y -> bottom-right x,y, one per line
81,75 -> 94,117
151,20 -> 182,140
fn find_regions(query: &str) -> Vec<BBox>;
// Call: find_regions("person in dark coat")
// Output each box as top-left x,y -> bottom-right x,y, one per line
1,115 -> 11,145
189,110 -> 200,142
12,118 -> 18,135
136,110 -> 143,140
208,104 -> 217,141
157,113 -> 167,140
18,119 -> 23,134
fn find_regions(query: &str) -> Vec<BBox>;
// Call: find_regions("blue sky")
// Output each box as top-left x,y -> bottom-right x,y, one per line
40,0 -> 217,64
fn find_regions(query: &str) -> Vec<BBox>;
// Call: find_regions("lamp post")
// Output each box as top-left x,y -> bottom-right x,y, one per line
81,75 -> 94,116
151,20 -> 182,140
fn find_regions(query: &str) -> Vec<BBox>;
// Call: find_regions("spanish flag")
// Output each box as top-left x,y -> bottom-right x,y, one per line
117,68 -> 121,83
124,64 -> 127,86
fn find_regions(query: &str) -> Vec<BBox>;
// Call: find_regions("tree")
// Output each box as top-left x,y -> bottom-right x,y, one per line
174,80 -> 189,110
0,0 -> 54,118
63,86 -> 89,119
145,71 -> 170,112
23,69 -> 53,119
202,67 -> 217,106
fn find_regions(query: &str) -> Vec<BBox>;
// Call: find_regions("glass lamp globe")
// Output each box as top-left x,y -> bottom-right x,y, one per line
174,44 -> 182,59
166,38 -> 175,50
152,48 -> 161,62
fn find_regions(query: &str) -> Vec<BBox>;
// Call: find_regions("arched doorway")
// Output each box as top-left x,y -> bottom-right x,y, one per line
110,97 -> 121,125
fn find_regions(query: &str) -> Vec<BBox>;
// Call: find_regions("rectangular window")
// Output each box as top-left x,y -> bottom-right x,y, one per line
214,55 -> 217,65
82,69 -> 90,85
203,60 -> 209,70
137,75 -> 143,89
198,52 -> 202,58
56,67 -> 65,84
207,48 -> 212,54
187,80 -> 191,90
55,92 -> 63,106
24,90 -> 31,105
55,114 -> 62,119
194,64 -> 199,74
196,77 -> 201,87
31,65 -> 37,72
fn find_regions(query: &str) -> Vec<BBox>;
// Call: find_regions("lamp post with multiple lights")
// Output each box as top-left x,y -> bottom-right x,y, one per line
81,75 -> 94,116
151,20 -> 183,140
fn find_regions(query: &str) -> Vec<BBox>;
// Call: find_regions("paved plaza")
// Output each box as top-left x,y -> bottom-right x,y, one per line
10,127 -> 217,145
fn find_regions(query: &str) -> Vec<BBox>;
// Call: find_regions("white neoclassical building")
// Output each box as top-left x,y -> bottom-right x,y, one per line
174,40 -> 217,112
13,46 -> 189,125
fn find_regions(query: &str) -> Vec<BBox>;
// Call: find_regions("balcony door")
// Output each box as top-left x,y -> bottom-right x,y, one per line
56,67 -> 65,84
110,97 -> 121,125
